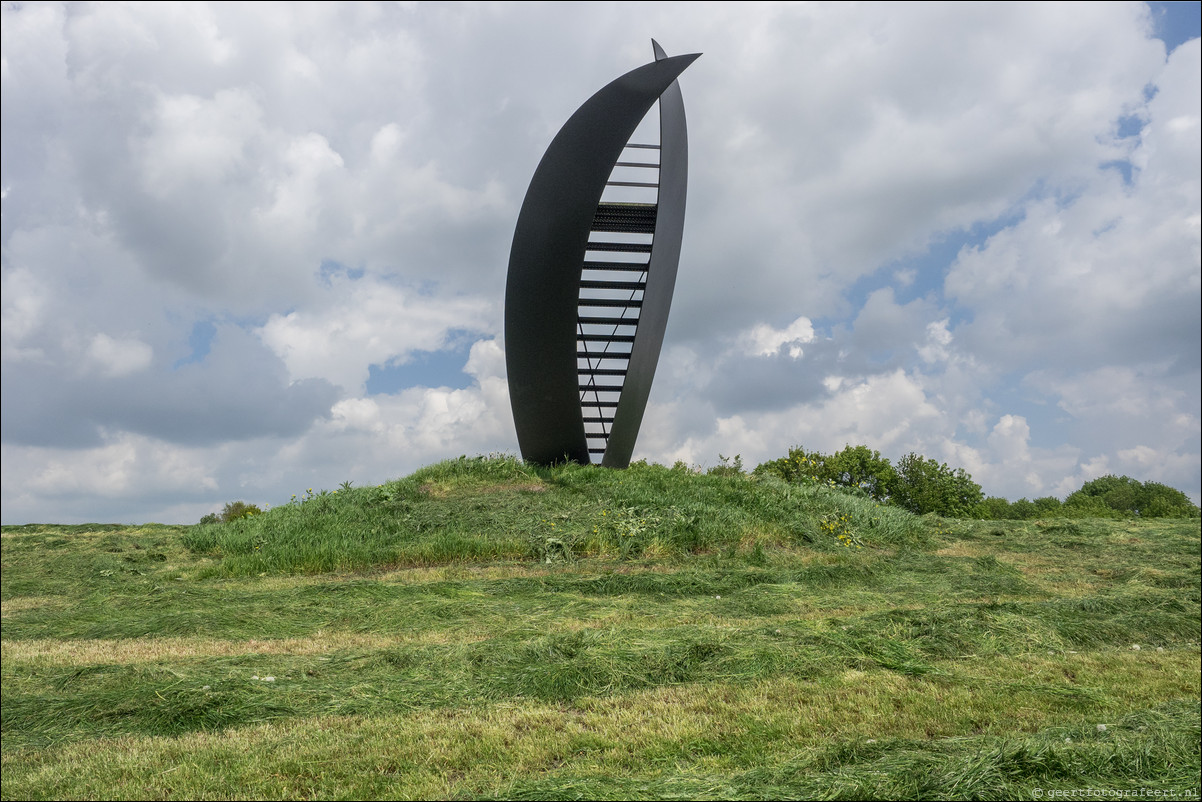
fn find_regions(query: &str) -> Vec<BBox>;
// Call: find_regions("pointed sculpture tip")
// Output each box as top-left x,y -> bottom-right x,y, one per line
652,39 -> 701,62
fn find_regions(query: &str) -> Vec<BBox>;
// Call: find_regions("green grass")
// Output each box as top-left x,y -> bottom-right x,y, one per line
178,456 -> 924,576
2,457 -> 1199,800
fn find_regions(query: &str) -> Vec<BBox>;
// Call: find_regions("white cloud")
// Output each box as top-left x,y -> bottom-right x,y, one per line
256,273 -> 492,392
1,434 -> 220,522
2,3 -> 1198,521
743,316 -> 815,358
137,88 -> 263,196
84,333 -> 153,377
917,319 -> 954,365
0,267 -> 47,361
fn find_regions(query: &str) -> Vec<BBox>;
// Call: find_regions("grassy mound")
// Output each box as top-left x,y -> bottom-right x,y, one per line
2,456 -> 1198,800
183,455 -> 924,575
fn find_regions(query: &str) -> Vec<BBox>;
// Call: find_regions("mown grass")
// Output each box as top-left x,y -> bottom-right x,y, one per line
2,457 -> 1199,800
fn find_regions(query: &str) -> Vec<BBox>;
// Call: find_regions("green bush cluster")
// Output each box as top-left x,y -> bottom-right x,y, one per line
984,475 -> 1200,519
753,445 -> 982,517
198,501 -> 263,525
755,445 -> 1198,520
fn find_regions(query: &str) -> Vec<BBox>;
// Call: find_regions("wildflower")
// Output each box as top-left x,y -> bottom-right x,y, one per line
1096,724 -> 1107,732
1131,644 -> 1141,651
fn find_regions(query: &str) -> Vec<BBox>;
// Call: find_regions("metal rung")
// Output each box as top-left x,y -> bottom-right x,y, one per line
578,315 -> 638,325
583,416 -> 615,423
580,279 -> 646,290
580,368 -> 627,376
578,333 -> 636,343
592,222 -> 655,234
625,143 -> 660,149
615,161 -> 658,168
593,224 -> 655,234
606,181 -> 658,188
586,242 -> 653,253
578,350 -> 630,358
580,383 -> 623,391
589,448 -> 607,454
579,298 -> 642,308
592,203 -> 657,234
582,261 -> 650,272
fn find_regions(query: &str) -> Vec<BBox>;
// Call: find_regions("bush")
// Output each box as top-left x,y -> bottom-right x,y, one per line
978,496 -> 1014,519
1064,475 -> 1199,518
754,446 -> 826,485
891,453 -> 983,518
219,501 -> 263,523
754,444 -> 897,502
822,445 -> 898,501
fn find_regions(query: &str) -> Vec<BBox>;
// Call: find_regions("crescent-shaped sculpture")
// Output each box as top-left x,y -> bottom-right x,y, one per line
505,41 -> 700,467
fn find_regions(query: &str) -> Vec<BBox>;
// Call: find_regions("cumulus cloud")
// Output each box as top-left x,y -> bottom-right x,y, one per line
2,3 -> 1198,522
257,272 -> 493,393
743,316 -> 815,358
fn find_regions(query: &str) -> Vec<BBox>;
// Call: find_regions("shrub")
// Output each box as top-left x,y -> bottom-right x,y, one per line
822,445 -> 898,501
1032,496 -> 1063,516
978,496 -> 1014,519
891,453 -> 983,517
219,501 -> 263,523
1064,475 -> 1199,518
754,444 -> 897,501
753,446 -> 826,485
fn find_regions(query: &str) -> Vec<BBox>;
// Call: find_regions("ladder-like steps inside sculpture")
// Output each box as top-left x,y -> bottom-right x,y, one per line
578,143 -> 660,458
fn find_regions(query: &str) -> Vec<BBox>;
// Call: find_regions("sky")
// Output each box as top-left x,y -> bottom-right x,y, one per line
2,1 -> 1199,524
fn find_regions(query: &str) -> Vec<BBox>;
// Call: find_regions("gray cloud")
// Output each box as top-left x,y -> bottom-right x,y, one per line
1,325 -> 338,448
2,3 -> 1197,522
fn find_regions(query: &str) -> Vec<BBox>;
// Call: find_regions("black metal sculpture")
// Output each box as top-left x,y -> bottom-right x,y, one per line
505,40 -> 699,468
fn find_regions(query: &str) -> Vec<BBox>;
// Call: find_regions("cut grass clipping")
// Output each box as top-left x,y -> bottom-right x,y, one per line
2,456 -> 1198,800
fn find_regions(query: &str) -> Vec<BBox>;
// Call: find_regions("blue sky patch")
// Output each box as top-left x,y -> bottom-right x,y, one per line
367,342 -> 475,395
172,320 -> 216,369
1149,1 -> 1201,51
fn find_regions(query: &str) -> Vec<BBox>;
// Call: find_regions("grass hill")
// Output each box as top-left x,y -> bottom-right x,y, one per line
2,456 -> 1199,800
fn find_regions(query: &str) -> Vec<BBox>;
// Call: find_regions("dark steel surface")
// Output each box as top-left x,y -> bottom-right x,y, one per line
505,42 -> 698,466
601,40 -> 692,468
